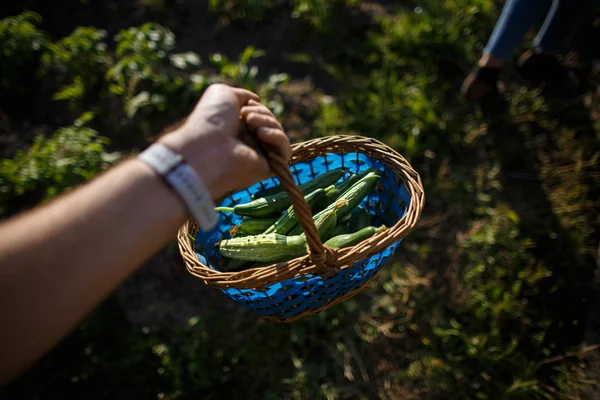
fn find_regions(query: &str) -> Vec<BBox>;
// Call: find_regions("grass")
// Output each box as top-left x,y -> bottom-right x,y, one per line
0,0 -> 599,399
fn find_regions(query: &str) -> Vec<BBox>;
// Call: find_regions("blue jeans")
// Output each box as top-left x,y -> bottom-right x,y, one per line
484,0 -> 599,60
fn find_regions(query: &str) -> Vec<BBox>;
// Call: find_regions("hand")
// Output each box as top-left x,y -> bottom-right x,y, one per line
159,84 -> 291,199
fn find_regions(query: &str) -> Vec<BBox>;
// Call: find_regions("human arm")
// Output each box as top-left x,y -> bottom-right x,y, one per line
0,84 -> 291,385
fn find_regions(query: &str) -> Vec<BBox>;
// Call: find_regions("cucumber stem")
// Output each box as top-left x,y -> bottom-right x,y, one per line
215,207 -> 235,212
324,184 -> 336,194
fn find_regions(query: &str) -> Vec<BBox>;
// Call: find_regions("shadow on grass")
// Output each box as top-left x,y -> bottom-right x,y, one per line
480,83 -> 599,358
478,16 -> 600,356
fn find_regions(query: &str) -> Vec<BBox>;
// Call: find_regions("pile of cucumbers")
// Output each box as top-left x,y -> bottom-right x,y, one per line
215,168 -> 386,271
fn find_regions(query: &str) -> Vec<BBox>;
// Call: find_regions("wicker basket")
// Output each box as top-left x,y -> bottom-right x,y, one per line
177,135 -> 424,323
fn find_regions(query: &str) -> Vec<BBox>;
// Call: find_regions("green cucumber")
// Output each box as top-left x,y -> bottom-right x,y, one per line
215,168 -> 345,217
317,165 -> 380,210
223,257 -> 253,271
252,183 -> 284,199
219,234 -> 307,262
357,167 -> 380,178
220,206 -> 340,263
290,172 -> 380,235
332,222 -> 352,237
314,172 -> 360,211
328,172 -> 379,221
349,207 -> 372,232
252,166 -> 366,199
310,207 -> 338,241
238,216 -> 280,235
263,187 -> 328,235
294,206 -> 339,240
324,225 -> 387,249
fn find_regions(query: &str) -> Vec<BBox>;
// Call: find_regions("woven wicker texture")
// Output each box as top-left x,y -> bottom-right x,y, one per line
177,135 -> 424,322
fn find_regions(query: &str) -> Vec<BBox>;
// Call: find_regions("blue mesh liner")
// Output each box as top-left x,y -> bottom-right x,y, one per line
193,152 -> 410,319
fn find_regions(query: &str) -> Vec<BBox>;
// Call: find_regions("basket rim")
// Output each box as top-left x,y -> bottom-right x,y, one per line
177,134 -> 425,290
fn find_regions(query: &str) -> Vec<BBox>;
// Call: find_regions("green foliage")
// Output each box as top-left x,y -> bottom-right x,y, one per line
419,206 -> 554,395
311,0 -> 495,152
209,46 -> 264,92
107,23 -> 203,119
208,0 -> 359,32
1,3 -> 599,399
107,27 -> 288,122
292,0 -> 358,32
208,0 -> 276,24
354,70 -> 448,157
0,14 -> 289,129
380,0 -> 495,66
313,95 -> 347,135
0,12 -> 48,94
41,27 -> 111,104
209,46 -> 289,115
0,113 -> 119,216
139,0 -> 167,12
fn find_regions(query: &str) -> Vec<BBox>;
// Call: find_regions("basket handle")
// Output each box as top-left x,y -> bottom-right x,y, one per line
240,123 -> 337,273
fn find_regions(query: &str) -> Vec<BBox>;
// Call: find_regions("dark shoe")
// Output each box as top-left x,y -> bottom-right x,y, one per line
517,50 -> 581,94
461,66 -> 502,101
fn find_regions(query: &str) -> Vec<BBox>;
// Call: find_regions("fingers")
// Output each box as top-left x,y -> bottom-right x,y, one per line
239,105 -> 272,118
202,84 -> 259,105
195,84 -> 259,115
231,87 -> 260,107
241,103 -> 283,130
240,101 -> 291,162
244,112 -> 284,132
231,138 -> 271,183
181,84 -> 260,141
257,126 -> 292,162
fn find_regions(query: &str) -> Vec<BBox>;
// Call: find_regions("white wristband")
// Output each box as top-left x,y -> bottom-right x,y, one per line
139,143 -> 218,231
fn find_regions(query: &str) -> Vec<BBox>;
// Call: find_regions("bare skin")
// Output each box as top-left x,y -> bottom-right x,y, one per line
478,52 -> 505,68
477,49 -> 557,69
0,84 -> 291,385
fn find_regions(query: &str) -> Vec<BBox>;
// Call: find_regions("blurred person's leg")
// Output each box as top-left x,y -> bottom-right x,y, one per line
517,0 -> 600,86
483,0 -> 552,63
462,0 -> 552,100
533,0 -> 599,54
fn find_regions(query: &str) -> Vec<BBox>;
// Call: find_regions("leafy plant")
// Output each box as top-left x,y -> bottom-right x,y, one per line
376,0 -> 494,70
0,12 -> 48,96
41,27 -> 112,104
1,3 -> 598,399
105,25 -> 289,131
208,0 -> 278,24
139,0 -> 167,12
0,113 -> 120,217
107,23 -> 204,119
209,46 -> 264,93
292,0 -> 358,33
209,46 -> 289,115
208,0 -> 359,32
